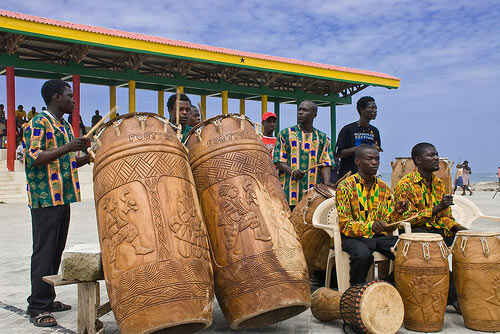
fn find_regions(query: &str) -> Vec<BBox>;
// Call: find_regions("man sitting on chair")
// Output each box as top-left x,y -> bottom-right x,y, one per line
336,144 -> 406,286
393,142 -> 466,313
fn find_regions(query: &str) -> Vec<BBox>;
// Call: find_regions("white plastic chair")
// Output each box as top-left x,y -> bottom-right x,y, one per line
312,197 -> 410,293
452,195 -> 500,228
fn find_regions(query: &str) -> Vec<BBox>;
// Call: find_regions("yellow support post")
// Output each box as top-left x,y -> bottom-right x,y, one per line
261,95 -> 268,117
109,86 -> 117,119
158,90 -> 165,117
128,80 -> 136,114
222,90 -> 228,115
239,99 -> 245,115
200,95 -> 207,121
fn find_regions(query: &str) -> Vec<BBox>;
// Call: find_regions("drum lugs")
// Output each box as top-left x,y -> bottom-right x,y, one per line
311,287 -> 341,322
186,114 -> 310,329
452,231 -> 500,332
93,113 -> 213,334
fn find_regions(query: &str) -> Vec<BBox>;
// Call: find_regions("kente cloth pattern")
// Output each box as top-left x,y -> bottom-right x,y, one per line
23,112 -> 81,208
336,173 -> 395,238
273,125 -> 333,206
393,170 -> 458,235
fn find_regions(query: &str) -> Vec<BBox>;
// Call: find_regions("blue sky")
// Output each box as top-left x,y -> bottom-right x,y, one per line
1,1 -> 499,173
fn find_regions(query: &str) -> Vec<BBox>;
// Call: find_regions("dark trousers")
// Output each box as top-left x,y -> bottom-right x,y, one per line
411,226 -> 458,306
27,204 -> 70,313
341,235 -> 398,285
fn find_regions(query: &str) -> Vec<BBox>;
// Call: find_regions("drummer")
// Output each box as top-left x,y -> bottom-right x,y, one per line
273,100 -> 334,210
336,144 -> 407,286
393,142 -> 467,313
166,93 -> 192,141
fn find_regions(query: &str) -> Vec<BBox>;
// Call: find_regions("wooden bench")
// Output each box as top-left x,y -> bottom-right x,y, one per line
43,274 -> 111,334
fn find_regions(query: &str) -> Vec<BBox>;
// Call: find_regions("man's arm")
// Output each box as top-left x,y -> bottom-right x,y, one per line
33,138 -> 89,167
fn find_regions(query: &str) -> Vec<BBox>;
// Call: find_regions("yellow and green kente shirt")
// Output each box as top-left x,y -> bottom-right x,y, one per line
23,112 -> 81,208
273,125 -> 333,206
394,170 -> 457,235
336,173 -> 397,238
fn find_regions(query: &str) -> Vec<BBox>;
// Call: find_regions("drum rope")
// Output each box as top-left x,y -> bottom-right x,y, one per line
439,241 -> 449,259
195,128 -> 203,142
402,240 -> 411,257
460,237 -> 468,256
422,242 -> 431,262
480,237 -> 490,257
303,191 -> 322,225
393,238 -> 400,252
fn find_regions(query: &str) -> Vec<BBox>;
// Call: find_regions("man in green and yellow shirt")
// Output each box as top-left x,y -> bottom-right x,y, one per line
336,144 -> 406,285
273,100 -> 334,209
24,80 -> 90,327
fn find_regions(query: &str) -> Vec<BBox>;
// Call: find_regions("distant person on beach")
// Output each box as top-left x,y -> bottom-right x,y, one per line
454,161 -> 472,195
91,110 -> 102,127
335,96 -> 382,179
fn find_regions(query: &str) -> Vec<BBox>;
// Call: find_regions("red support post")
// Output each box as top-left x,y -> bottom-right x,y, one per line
72,74 -> 80,137
6,66 -> 16,172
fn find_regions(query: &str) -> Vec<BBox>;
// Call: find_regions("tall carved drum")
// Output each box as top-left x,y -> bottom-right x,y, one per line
185,114 -> 310,329
452,231 -> 500,331
92,113 -> 213,334
394,233 -> 449,332
290,185 -> 334,273
390,157 -> 452,193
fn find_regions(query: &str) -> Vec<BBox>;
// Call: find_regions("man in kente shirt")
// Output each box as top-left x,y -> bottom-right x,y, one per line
336,144 -> 407,285
273,100 -> 334,210
24,79 -> 90,327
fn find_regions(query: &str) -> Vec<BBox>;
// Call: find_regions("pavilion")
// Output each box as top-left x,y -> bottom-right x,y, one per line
0,9 -> 399,171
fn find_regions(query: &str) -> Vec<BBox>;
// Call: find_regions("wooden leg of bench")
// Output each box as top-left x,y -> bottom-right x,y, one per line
78,282 -> 98,334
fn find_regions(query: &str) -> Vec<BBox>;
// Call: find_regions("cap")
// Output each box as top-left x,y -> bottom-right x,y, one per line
262,112 -> 277,121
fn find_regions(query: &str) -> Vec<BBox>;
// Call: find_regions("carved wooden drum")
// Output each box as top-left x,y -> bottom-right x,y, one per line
390,157 -> 452,193
185,114 -> 310,329
452,231 -> 500,332
92,113 -> 213,334
340,281 -> 404,334
311,287 -> 342,322
290,185 -> 334,273
394,233 -> 449,332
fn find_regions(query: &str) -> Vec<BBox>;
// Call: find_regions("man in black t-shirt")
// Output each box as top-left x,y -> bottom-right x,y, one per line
91,110 -> 102,128
335,96 -> 381,178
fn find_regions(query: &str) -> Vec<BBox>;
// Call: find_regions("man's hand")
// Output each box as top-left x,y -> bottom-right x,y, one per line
451,224 -> 468,233
372,221 -> 385,234
395,201 -> 408,215
291,169 -> 306,180
66,137 -> 90,153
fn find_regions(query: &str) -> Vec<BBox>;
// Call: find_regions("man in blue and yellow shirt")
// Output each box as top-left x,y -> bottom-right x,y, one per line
23,80 -> 90,327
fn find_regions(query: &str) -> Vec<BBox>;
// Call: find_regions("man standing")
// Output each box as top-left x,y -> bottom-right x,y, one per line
273,100 -> 334,210
16,104 -> 27,122
261,112 -> 277,157
335,96 -> 381,179
167,93 -> 192,142
24,79 -> 90,327
394,142 -> 467,313
28,106 -> 37,121
91,110 -> 102,128
336,144 -> 406,285
0,104 -> 6,149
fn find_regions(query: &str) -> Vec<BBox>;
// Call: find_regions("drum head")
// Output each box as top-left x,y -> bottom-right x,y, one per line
398,232 -> 443,241
456,230 -> 500,237
360,282 -> 404,334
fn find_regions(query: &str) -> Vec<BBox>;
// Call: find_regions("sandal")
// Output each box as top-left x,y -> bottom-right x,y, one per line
50,301 -> 72,312
30,311 -> 57,327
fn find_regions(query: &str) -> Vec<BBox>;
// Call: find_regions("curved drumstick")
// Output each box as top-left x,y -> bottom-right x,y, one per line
386,213 -> 420,228
84,106 -> 117,139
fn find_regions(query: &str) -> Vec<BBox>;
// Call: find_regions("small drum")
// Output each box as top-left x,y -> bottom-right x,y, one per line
290,185 -> 334,272
311,287 -> 341,322
390,157 -> 452,193
452,231 -> 500,332
92,113 -> 214,334
340,281 -> 404,334
394,233 -> 449,332
185,114 -> 310,329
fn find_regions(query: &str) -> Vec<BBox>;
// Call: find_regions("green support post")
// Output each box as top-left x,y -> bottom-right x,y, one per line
274,101 -> 280,137
330,103 -> 337,151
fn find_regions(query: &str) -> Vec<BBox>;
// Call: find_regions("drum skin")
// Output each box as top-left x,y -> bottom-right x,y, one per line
311,287 -> 341,322
394,233 -> 449,332
452,231 -> 500,332
390,157 -> 452,193
93,113 -> 213,334
186,114 -> 310,329
290,187 -> 333,272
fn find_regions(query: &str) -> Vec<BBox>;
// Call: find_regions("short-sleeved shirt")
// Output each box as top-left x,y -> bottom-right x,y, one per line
16,109 -> 26,120
336,121 -> 381,178
262,136 -> 277,157
23,112 -> 81,208
273,125 -> 333,206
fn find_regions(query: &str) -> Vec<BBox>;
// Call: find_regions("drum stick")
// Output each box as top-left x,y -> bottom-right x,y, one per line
84,106 -> 117,139
386,213 -> 420,227
175,87 -> 182,141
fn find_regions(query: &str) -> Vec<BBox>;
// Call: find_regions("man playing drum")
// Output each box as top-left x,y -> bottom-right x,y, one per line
273,100 -> 334,210
393,142 -> 467,313
336,144 -> 407,286
166,93 -> 192,142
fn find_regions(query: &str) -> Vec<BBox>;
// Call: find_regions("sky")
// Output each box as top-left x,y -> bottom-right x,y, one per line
1,0 -> 499,173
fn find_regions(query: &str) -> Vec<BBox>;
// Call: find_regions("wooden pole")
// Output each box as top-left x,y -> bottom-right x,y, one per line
158,90 -> 165,117
261,95 -> 268,118
239,99 -> 245,115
